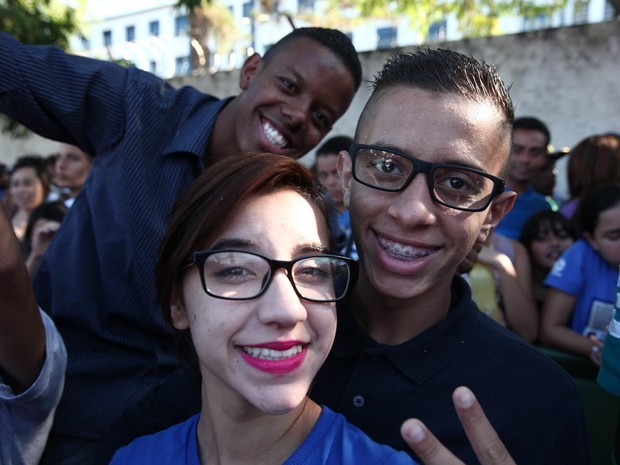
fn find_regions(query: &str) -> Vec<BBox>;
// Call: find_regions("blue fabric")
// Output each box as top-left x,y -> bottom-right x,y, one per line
545,240 -> 618,337
0,33 -> 231,439
495,186 -> 551,240
0,311 -> 67,465
110,407 -> 416,465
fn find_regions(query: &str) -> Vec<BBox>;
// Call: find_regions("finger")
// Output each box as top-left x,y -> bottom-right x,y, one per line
453,386 -> 515,465
401,419 -> 464,465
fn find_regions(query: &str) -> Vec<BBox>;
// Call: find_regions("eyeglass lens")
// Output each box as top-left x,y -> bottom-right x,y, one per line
353,146 -> 497,211
200,251 -> 351,301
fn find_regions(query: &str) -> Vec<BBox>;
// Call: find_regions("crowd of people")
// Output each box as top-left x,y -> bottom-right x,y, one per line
0,23 -> 618,465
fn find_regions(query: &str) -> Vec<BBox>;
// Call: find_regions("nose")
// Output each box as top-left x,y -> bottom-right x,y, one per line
387,173 -> 437,227
257,270 -> 308,327
281,98 -> 309,129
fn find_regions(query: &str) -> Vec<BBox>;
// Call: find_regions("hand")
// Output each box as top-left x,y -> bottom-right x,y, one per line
29,220 -> 61,260
401,386 -> 515,465
588,334 -> 604,366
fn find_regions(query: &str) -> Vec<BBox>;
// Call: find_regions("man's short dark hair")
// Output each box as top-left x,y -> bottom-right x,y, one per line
263,27 -> 362,92
357,49 -> 513,139
316,135 -> 353,158
513,117 -> 551,147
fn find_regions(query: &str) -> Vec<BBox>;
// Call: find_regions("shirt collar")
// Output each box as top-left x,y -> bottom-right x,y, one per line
331,275 -> 480,384
162,96 -> 233,159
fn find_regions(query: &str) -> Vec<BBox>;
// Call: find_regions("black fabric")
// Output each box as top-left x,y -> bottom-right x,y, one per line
311,275 -> 590,465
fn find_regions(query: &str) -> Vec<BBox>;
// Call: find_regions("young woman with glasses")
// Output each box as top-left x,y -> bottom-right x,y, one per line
108,152 -> 414,464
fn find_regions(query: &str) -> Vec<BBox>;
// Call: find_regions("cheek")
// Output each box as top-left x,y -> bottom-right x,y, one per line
530,242 -> 548,265
308,307 -> 337,354
596,240 -> 620,266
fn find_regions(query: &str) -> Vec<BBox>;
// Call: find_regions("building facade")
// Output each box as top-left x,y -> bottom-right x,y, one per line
70,0 -> 616,78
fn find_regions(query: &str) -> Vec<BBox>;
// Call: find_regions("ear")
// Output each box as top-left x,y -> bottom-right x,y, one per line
477,191 -> 516,243
338,150 -> 353,209
239,53 -> 263,91
170,286 -> 190,331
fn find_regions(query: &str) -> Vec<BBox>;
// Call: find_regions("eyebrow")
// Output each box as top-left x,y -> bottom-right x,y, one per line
209,238 -> 329,255
367,141 -> 489,172
285,66 -> 337,123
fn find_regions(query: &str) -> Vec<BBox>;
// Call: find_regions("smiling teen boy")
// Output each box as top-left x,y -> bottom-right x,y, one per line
0,27 -> 361,464
311,49 -> 589,464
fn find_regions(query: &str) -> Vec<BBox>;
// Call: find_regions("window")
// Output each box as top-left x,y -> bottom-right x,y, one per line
297,0 -> 315,11
175,56 -> 190,76
126,25 -> 135,42
523,14 -> 550,31
175,15 -> 188,36
242,1 -> 252,19
377,27 -> 397,49
573,0 -> 590,23
103,30 -> 112,47
428,20 -> 446,42
149,20 -> 160,37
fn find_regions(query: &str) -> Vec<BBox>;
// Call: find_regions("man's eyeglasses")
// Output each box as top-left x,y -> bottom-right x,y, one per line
349,143 -> 506,212
182,250 -> 358,302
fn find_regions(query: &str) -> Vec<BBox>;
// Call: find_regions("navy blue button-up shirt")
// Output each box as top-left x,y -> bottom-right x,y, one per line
0,33 -> 231,438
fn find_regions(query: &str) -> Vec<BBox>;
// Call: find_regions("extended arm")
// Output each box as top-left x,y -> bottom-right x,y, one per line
540,288 -> 601,364
0,205 -> 46,392
477,240 -> 538,341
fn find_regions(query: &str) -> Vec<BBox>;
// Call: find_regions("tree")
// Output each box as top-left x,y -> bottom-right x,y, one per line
0,0 -> 82,136
175,0 -> 239,74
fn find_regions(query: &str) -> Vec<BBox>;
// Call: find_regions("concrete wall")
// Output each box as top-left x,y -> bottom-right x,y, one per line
3,19 -> 619,197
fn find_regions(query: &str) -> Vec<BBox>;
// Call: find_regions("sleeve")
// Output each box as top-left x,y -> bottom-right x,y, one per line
0,32 -> 135,155
544,241 -> 587,296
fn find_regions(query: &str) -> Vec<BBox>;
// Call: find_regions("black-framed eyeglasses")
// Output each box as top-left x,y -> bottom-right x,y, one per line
181,250 -> 358,302
349,143 -> 506,212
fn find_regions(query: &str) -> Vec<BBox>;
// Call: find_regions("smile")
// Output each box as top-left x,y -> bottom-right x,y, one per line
242,344 -> 303,361
378,235 -> 436,261
262,120 -> 288,149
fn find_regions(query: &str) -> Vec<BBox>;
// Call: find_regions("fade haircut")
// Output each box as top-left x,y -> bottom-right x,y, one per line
513,117 -> 551,147
263,27 -> 362,92
316,135 -> 353,158
356,49 -> 513,140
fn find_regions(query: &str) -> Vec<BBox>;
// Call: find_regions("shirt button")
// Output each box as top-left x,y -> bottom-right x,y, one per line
352,394 -> 365,407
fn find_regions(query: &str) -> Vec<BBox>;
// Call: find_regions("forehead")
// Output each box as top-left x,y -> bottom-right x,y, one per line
11,166 -> 38,179
358,87 -> 510,174
512,128 -> 547,147
211,190 -> 330,250
315,154 -> 339,170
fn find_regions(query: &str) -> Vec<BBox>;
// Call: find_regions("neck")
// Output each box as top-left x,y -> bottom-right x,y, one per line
506,176 -> 529,195
197,391 -> 321,465
205,98 -> 239,166
348,272 -> 452,345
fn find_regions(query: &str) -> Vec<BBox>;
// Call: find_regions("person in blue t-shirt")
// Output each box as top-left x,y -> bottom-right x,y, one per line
110,153 -> 514,465
495,117 -> 553,240
542,182 -> 620,365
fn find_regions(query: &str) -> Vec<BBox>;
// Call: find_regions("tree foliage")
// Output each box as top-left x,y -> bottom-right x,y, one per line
323,0 -> 571,38
0,0 -> 82,137
175,0 -> 240,74
0,0 -> 80,48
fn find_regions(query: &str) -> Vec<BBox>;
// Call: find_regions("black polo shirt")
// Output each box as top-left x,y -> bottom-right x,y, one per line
311,275 -> 589,464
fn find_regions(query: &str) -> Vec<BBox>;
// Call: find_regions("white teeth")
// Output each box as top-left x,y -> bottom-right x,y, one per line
378,236 -> 433,261
243,345 -> 302,360
262,121 -> 287,148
